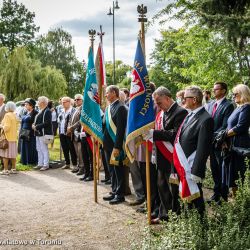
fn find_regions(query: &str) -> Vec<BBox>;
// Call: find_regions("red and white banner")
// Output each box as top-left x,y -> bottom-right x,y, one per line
173,121 -> 200,201
95,42 -> 106,107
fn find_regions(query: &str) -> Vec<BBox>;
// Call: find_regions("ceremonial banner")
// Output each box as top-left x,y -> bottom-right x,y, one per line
125,40 -> 155,162
95,42 -> 106,108
80,47 -> 103,144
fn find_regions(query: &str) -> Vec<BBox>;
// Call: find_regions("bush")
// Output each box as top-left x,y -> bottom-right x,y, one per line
136,168 -> 250,250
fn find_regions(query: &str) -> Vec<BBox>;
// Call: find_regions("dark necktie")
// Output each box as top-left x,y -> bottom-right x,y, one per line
183,112 -> 193,126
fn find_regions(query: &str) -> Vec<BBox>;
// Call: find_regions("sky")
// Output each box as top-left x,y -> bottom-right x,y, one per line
15,0 -> 180,66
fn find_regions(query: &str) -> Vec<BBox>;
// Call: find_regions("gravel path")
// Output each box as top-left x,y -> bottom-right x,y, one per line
0,169 -> 146,250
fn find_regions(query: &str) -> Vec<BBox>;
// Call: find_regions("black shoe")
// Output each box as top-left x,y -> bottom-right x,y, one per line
101,178 -> 110,183
128,199 -> 145,206
84,176 -> 93,182
103,194 -> 115,201
105,180 -> 111,185
71,168 -> 79,173
207,194 -> 220,204
79,175 -> 88,181
109,196 -> 125,205
136,207 -> 146,213
76,171 -> 84,176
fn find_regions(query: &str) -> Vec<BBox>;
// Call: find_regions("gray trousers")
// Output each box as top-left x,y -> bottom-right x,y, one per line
130,161 -> 145,201
73,141 -> 84,168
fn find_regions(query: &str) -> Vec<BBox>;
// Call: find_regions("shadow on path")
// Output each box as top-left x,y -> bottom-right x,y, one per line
0,172 -> 56,193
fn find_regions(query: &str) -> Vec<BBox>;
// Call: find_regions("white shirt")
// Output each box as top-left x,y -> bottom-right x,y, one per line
185,106 -> 204,125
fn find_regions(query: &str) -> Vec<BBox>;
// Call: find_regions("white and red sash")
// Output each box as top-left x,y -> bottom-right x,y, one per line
155,111 -> 173,163
173,118 -> 200,202
155,111 -> 178,184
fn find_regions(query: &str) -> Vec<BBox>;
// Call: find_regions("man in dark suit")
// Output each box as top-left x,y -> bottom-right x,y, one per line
103,85 -> 128,205
175,86 -> 214,214
207,82 -> 234,202
144,86 -> 188,223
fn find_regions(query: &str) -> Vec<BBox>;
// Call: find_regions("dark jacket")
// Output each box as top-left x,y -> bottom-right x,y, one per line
179,107 -> 214,179
153,102 -> 188,170
103,100 -> 128,151
34,108 -> 53,136
227,104 -> 250,148
153,102 -> 188,145
211,98 -> 234,138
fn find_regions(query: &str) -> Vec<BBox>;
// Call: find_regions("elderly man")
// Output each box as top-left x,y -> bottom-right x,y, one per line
67,94 -> 84,174
144,86 -> 188,223
0,94 -> 6,123
103,85 -> 128,205
58,96 -> 77,170
173,86 -> 213,215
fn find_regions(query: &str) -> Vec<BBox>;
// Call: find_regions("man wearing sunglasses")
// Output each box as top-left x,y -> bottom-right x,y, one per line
173,86 -> 213,215
207,82 -> 234,204
67,94 -> 84,175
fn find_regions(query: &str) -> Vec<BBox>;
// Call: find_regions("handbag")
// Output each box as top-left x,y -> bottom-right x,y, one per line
74,130 -> 81,142
44,134 -> 54,144
42,109 -> 54,145
0,129 -> 8,149
20,128 -> 30,140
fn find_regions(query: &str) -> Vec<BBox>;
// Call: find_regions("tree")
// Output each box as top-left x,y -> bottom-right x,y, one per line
105,60 -> 132,85
0,0 -> 39,51
0,47 -> 67,100
33,28 -> 85,97
150,26 -> 241,93
153,0 -> 250,78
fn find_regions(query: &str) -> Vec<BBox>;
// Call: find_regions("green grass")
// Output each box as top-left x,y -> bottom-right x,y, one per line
16,136 -> 61,171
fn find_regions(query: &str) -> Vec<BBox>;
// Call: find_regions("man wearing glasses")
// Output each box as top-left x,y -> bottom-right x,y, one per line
207,82 -> 234,204
173,86 -> 213,215
67,94 -> 84,174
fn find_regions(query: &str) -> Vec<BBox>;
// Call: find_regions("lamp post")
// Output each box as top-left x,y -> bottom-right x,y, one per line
107,0 -> 120,85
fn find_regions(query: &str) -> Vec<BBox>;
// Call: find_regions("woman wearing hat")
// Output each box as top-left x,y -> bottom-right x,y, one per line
20,98 -> 38,165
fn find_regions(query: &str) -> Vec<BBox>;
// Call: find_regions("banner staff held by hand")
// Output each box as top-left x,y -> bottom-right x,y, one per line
137,4 -> 152,225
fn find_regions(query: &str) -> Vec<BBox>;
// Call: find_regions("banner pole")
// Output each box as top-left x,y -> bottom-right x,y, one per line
93,138 -> 98,203
145,141 -> 152,225
96,141 -> 100,182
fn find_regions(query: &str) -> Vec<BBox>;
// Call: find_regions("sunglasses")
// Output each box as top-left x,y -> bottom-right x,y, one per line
184,96 -> 195,100
74,98 -> 82,101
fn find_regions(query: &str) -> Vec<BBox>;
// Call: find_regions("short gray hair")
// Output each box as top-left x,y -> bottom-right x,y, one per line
153,86 -> 172,98
74,94 -> 83,100
5,101 -> 16,112
38,96 -> 49,105
0,93 -> 6,101
185,85 -> 203,104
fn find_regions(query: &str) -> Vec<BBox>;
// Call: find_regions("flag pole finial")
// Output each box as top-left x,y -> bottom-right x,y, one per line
97,25 -> 105,43
88,29 -> 96,52
137,4 -> 147,62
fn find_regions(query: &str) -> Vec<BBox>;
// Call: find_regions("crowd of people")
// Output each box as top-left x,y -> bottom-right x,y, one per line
0,81 -> 249,224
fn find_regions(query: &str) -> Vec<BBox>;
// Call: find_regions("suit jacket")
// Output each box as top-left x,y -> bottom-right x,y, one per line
153,102 -> 188,144
103,100 -> 127,152
68,106 -> 81,132
209,98 -> 234,138
179,107 -> 214,179
0,104 -> 6,123
153,103 -> 188,169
